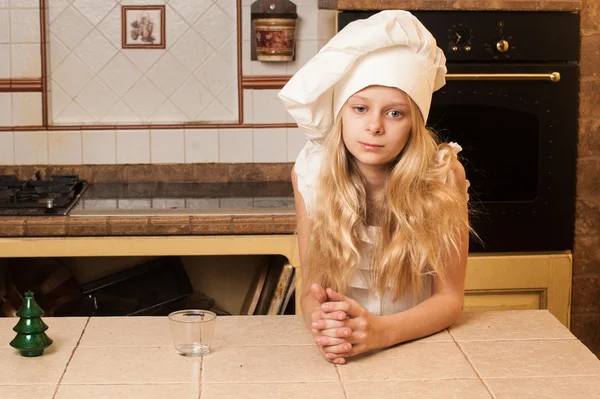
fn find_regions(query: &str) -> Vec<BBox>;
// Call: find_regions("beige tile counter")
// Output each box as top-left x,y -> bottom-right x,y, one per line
1,311 -> 599,398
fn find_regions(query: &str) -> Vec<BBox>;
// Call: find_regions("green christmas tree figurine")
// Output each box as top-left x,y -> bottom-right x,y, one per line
10,291 -> 53,357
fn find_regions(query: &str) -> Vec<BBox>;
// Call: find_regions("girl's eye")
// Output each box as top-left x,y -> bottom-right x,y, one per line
388,110 -> 403,118
354,106 -> 367,113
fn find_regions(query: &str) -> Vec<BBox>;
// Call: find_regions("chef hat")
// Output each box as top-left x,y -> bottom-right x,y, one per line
278,10 -> 447,139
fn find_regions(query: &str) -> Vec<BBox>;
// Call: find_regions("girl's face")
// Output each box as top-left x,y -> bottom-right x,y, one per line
341,85 -> 412,174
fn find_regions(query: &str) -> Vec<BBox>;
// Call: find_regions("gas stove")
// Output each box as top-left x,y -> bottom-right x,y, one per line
0,172 -> 88,216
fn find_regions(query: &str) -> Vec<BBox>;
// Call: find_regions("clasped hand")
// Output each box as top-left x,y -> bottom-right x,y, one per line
309,283 -> 384,365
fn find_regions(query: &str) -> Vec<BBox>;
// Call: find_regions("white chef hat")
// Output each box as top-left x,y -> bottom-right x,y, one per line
278,10 -> 447,139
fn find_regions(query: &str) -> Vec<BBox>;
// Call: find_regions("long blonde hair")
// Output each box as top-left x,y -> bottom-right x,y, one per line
302,97 -> 471,300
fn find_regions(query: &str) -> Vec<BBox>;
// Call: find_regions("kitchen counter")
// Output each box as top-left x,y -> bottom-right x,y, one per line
1,310 -> 599,398
318,0 -> 580,11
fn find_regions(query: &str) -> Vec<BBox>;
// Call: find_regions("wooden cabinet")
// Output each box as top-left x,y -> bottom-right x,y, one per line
463,253 -> 571,327
0,236 -> 571,327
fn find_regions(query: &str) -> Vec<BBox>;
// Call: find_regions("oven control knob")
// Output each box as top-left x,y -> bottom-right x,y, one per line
496,39 -> 510,53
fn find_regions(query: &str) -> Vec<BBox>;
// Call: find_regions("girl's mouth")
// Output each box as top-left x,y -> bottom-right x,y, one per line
359,142 -> 384,150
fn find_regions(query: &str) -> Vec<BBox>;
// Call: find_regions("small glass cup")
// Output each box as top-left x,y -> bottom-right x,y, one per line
168,309 -> 217,357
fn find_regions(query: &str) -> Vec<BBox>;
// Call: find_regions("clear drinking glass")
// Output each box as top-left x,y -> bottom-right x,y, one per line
168,309 -> 217,356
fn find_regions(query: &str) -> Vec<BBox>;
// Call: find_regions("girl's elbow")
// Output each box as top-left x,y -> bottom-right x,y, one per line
447,296 -> 465,326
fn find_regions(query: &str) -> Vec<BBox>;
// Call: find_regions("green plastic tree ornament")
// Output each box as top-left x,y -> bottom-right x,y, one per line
10,291 -> 53,357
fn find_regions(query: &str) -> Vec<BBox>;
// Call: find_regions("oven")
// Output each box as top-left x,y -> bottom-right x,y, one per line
338,11 -> 580,252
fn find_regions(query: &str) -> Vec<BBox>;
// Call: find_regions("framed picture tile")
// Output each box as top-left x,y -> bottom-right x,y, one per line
121,5 -> 166,49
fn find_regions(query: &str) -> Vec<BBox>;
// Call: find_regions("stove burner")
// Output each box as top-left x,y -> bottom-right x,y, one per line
0,172 -> 88,216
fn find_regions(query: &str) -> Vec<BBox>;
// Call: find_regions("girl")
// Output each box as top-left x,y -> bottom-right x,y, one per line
279,10 -> 472,364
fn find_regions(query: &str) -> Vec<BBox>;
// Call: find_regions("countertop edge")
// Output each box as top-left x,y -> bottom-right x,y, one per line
318,0 -> 581,11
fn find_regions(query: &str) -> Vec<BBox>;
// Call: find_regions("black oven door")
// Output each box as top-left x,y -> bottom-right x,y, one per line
429,64 -> 578,252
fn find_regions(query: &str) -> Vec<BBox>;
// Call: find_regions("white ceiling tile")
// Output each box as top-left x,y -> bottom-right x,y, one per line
49,34 -> 70,72
48,0 -> 70,23
169,0 -> 214,26
217,81 -> 238,114
146,53 -> 188,97
97,53 -> 142,97
72,0 -> 118,27
102,100 -> 141,124
194,4 -> 234,50
55,101 -> 94,124
149,99 -> 187,123
52,53 -> 94,98
122,77 -> 167,120
72,29 -> 118,73
194,53 -> 236,96
75,77 -> 119,121
123,48 -> 165,73
96,5 -> 122,48
49,81 -> 72,119
170,77 -> 213,120
169,29 -> 211,73
198,99 -> 236,123
51,6 -> 93,50
165,5 -> 190,46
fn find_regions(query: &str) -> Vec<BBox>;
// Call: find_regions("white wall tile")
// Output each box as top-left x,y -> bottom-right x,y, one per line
252,90 -> 287,124
318,10 -> 337,41
242,89 -> 253,124
0,0 -> 7,7
287,127 -> 308,162
12,92 -> 42,126
150,129 -> 185,163
10,43 -> 40,77
0,131 -> 14,164
253,128 -> 286,163
82,130 -> 116,164
0,10 -> 9,44
14,131 -> 47,164
10,0 -> 40,7
116,129 -> 150,164
295,3 -> 318,41
185,128 -> 218,163
48,130 -> 82,164
286,40 -> 319,75
0,44 -> 10,78
0,93 -> 11,126
10,9 -> 40,43
219,129 -> 252,162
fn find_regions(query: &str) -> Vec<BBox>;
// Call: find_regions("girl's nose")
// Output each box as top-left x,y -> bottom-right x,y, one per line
365,115 -> 383,135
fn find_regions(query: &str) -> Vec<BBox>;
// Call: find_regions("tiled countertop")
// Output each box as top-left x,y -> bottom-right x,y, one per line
1,310 -> 599,398
318,0 -> 580,11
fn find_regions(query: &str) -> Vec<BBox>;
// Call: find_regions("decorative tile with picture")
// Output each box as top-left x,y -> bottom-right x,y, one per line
121,5 -> 166,49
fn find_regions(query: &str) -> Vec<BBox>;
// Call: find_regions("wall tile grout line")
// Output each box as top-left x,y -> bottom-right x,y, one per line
51,316 -> 91,399
448,328 -> 497,398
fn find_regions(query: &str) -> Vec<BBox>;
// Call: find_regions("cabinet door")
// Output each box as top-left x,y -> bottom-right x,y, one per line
464,253 -> 571,327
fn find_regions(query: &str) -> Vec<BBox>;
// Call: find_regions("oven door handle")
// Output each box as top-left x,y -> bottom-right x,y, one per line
446,72 -> 561,82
